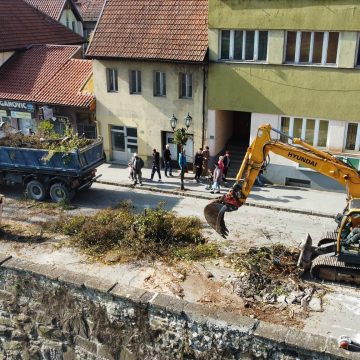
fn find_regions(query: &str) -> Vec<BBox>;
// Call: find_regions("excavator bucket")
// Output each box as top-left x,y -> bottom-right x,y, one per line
297,234 -> 316,271
204,202 -> 229,238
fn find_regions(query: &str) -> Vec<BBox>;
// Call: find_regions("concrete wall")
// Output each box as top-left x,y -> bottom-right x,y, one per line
209,0 -> 360,31
209,63 -> 360,122
93,59 -> 206,162
0,52 -> 14,67
0,253 -> 354,360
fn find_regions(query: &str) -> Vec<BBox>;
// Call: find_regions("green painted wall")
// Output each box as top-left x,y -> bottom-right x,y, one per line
208,63 -> 360,121
209,0 -> 360,31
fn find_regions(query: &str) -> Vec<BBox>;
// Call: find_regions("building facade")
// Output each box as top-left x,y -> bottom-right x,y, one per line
87,0 -> 208,166
208,0 -> 360,191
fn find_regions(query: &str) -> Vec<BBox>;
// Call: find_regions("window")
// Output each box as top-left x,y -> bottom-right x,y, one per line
78,124 -> 97,139
285,31 -> 339,65
106,68 -> 118,92
154,71 -> 166,96
129,70 -> 141,94
179,73 -> 192,99
220,30 -> 268,61
280,116 -> 329,147
345,123 -> 360,151
356,35 -> 360,67
72,21 -> 76,32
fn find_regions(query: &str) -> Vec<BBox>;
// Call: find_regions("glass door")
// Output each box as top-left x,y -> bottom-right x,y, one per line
111,126 -> 126,163
126,127 -> 138,162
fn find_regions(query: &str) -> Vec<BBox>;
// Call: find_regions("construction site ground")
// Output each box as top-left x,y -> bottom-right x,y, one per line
0,178 -> 359,347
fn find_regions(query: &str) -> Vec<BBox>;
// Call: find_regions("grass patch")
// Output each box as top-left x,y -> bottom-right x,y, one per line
48,202 -> 219,262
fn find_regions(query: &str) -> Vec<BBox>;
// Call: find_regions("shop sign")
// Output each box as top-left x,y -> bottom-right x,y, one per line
0,110 -> 7,117
0,100 -> 34,112
10,111 -> 33,119
42,106 -> 54,120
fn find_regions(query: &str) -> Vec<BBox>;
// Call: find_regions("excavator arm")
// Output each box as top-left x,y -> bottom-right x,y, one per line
204,124 -> 360,237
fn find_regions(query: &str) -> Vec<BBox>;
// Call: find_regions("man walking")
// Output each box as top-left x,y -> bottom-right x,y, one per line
150,148 -> 162,181
202,146 -> 210,176
132,153 -> 144,186
178,149 -> 187,190
194,149 -> 203,183
163,144 -> 173,177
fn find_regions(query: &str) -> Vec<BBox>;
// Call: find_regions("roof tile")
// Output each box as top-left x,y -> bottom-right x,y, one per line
76,0 -> 105,22
0,0 -> 84,51
86,0 -> 208,62
24,0 -> 66,20
0,45 -> 93,108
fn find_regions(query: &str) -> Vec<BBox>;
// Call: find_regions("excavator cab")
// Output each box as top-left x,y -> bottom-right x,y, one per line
298,199 -> 360,284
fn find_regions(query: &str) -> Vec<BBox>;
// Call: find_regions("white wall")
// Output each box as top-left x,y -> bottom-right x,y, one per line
0,52 -> 14,67
328,120 -> 346,152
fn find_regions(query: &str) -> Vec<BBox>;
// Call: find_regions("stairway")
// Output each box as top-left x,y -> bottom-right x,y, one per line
216,140 -> 248,179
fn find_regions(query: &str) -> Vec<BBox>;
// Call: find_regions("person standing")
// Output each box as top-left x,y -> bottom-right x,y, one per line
194,149 -> 203,183
210,163 -> 221,194
178,149 -> 187,190
163,144 -> 173,177
132,153 -> 144,186
150,148 -> 162,181
202,146 -> 210,176
218,156 -> 225,181
223,151 -> 231,182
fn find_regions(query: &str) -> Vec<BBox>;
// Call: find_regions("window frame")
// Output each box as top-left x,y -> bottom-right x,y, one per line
280,116 -> 329,149
344,122 -> 360,152
179,72 -> 192,99
284,31 -> 339,66
153,71 -> 166,97
219,29 -> 269,62
129,70 -> 142,94
106,68 -> 118,93
355,33 -> 360,68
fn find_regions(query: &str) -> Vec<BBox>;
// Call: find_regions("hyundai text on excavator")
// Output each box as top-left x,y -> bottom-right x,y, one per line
204,124 -> 360,284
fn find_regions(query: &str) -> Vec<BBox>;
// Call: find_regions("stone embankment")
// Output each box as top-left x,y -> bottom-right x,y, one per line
0,253 -> 357,360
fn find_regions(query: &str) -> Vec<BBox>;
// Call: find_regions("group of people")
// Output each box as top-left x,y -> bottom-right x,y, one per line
128,145 -> 233,194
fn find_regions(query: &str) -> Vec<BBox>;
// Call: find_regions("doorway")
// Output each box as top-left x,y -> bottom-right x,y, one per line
111,125 -> 138,164
232,111 -> 251,145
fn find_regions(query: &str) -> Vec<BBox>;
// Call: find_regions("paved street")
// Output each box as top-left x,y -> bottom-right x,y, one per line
97,162 -> 347,218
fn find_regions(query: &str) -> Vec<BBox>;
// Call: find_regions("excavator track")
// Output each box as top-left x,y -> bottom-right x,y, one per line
311,255 -> 360,285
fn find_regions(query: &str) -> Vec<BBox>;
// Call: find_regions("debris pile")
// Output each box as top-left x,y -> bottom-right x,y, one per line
49,202 -> 219,262
228,245 -> 325,316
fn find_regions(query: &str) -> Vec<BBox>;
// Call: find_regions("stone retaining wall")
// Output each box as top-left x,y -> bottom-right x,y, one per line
0,253 -> 357,360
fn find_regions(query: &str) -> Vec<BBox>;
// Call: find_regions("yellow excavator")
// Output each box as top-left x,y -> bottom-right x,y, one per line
204,124 -> 360,283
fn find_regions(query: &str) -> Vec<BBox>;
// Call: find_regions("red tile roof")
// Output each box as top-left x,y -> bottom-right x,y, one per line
24,0 -> 66,20
86,0 -> 208,62
76,0 -> 105,22
0,45 -> 93,108
0,0 -> 84,51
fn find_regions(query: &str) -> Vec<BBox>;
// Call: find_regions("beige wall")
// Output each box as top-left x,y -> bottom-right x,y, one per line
60,9 -> 83,36
0,52 -> 14,67
93,59 -> 206,161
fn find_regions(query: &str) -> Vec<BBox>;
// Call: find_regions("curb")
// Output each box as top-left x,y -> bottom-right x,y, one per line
97,180 -> 335,219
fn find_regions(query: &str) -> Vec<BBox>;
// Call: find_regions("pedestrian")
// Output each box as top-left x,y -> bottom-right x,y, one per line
202,146 -> 210,176
210,163 -> 222,194
223,151 -> 231,182
194,149 -> 203,183
132,153 -> 144,185
163,144 -> 173,177
150,148 -> 162,181
218,156 -> 225,180
178,148 -> 187,190
255,165 -> 266,187
128,155 -> 135,180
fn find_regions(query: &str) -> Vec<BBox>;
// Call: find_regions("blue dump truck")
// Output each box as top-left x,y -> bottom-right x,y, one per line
0,138 -> 105,202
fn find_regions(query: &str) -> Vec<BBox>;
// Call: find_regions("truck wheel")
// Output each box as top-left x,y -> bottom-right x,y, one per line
49,183 -> 73,203
26,180 -> 46,201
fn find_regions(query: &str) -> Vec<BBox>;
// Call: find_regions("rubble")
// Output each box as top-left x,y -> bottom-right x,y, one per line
228,245 -> 326,317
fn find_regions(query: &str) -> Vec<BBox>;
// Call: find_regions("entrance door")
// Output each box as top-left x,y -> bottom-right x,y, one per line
184,136 -> 194,163
111,125 -> 138,164
111,126 -> 126,163
165,132 -> 178,160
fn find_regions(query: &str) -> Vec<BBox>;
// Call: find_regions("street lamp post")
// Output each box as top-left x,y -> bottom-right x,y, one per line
169,113 -> 192,190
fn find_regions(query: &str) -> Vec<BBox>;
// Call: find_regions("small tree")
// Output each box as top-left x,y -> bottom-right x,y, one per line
173,128 -> 190,149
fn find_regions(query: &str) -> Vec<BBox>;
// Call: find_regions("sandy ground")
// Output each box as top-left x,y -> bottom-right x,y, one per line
0,183 -> 359,340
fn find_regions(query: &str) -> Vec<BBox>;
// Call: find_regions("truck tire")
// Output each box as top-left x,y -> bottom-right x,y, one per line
49,182 -> 74,203
26,180 -> 46,201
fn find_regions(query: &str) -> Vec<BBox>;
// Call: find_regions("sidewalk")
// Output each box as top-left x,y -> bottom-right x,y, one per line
96,163 -> 347,218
